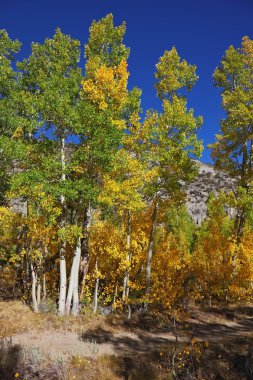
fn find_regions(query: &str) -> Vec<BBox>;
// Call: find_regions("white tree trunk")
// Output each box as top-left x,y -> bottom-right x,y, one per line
31,263 -> 39,313
72,238 -> 81,316
59,251 -> 67,315
42,273 -> 46,301
37,278 -> 41,306
65,255 -> 76,316
123,211 -> 131,299
145,200 -> 158,297
36,259 -> 41,305
80,205 -> 92,301
65,238 -> 81,315
93,258 -> 99,314
58,136 -> 67,316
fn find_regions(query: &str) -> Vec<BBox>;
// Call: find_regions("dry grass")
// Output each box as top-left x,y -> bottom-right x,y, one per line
64,355 -> 123,380
0,301 -> 38,338
0,336 -> 64,380
64,353 -> 169,380
1,301 -> 253,379
0,301 -> 116,340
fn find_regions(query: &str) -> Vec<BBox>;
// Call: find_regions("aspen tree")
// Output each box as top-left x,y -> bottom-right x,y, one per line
142,47 -> 203,299
211,37 -> 253,240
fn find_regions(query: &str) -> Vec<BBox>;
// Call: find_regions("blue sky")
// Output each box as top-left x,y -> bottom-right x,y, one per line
1,0 -> 252,162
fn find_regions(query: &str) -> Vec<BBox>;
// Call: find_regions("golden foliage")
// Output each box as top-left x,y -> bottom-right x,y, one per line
83,58 -> 129,114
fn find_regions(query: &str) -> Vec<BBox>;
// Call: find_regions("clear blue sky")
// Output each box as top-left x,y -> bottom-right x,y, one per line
1,0 -> 253,162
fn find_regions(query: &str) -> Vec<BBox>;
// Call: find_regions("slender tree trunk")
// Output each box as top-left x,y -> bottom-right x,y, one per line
65,238 -> 81,315
58,136 -> 67,316
234,141 -> 248,242
127,304 -> 132,320
31,263 -> 38,313
122,280 -> 127,299
93,258 -> 99,314
65,254 -> 77,316
23,201 -> 30,302
16,224 -> 28,298
20,257 -> 26,301
59,250 -> 67,315
36,259 -> 41,305
80,205 -> 91,300
37,277 -> 41,306
25,256 -> 30,303
80,259 -> 89,301
72,238 -> 81,316
123,211 -> 131,299
145,200 -> 158,297
42,273 -> 47,301
42,247 -> 48,302
113,282 -> 118,308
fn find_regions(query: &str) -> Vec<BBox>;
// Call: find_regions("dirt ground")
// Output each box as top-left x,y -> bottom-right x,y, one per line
11,328 -> 185,360
10,307 -> 253,360
1,302 -> 253,379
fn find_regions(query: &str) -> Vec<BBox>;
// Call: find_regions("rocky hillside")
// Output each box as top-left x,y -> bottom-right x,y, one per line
185,161 -> 236,225
8,161 -> 236,225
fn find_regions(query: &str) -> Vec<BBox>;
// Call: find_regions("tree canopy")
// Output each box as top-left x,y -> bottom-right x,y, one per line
0,19 -> 252,318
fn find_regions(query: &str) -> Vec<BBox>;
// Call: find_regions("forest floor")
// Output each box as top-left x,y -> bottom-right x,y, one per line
1,301 -> 253,379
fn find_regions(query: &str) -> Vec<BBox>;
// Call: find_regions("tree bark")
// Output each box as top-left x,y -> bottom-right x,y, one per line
36,259 -> 41,306
42,273 -> 46,301
65,252 -> 76,316
59,249 -> 67,315
80,205 -> 91,300
31,263 -> 38,313
113,282 -> 118,308
65,237 -> 81,315
145,200 -> 158,297
72,238 -> 81,316
234,140 -> 248,242
58,135 -> 67,316
93,258 -> 99,314
122,211 -> 131,299
37,277 -> 41,306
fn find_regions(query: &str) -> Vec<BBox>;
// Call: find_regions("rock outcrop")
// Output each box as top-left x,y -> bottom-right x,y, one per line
8,161 -> 236,225
185,161 -> 236,225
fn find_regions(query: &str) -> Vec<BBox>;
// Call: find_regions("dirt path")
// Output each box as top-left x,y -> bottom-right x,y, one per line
12,331 -> 115,359
11,329 -> 182,360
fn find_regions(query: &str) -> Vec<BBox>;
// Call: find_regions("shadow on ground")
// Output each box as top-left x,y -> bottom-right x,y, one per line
0,338 -> 21,380
80,326 -> 253,380
79,307 -> 253,380
80,326 -> 177,355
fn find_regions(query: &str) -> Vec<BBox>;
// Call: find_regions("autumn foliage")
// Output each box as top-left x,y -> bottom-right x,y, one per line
0,15 -> 253,317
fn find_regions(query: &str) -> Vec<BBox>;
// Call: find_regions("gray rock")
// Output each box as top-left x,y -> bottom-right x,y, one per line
9,160 -> 236,226
184,161 -> 236,225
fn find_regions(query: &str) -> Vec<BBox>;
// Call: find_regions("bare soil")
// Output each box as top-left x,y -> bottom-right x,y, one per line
2,302 -> 253,379
11,329 -> 184,360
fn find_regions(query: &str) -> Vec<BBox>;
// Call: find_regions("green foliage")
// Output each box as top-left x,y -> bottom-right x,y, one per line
17,28 -> 82,136
165,206 -> 196,250
2,16 -> 253,316
85,13 -> 130,66
210,36 -> 253,239
142,47 -> 203,204
155,47 -> 198,100
210,37 -> 253,183
0,29 -> 21,134
0,30 -> 21,205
